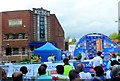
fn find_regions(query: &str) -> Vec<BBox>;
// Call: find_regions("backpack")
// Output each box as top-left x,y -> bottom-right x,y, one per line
110,60 -> 119,66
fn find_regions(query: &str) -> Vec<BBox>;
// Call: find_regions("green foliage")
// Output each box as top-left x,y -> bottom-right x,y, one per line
69,38 -> 77,44
17,58 -> 30,63
77,53 -> 82,60
65,36 -> 70,42
72,38 -> 76,42
69,41 -> 76,44
116,53 -> 120,56
65,37 -> 77,45
109,32 -> 118,40
118,33 -> 120,42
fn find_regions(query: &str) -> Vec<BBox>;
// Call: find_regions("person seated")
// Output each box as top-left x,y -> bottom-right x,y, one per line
76,63 -> 92,80
20,66 -> 28,75
111,65 -> 120,79
20,66 -> 29,80
37,64 -> 48,76
35,65 -> 52,81
40,64 -> 47,69
52,65 -> 69,80
12,71 -> 23,81
69,70 -> 80,81
0,67 -> 7,81
0,67 -> 2,80
93,66 -> 106,81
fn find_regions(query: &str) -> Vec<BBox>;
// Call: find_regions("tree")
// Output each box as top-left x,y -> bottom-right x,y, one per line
69,38 -> 77,44
109,32 -> 118,40
65,36 -> 70,42
77,53 -> 82,60
118,33 -> 120,42
72,38 -> 76,42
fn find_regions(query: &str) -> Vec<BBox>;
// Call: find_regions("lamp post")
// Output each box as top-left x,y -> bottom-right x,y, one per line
115,18 -> 120,33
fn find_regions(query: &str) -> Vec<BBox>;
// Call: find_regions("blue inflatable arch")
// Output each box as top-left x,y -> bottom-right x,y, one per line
74,33 -> 120,59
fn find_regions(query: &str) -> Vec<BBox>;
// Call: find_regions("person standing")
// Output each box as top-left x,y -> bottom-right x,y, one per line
89,51 -> 103,68
51,54 -> 55,62
63,58 -> 73,76
62,54 -> 66,60
106,53 -> 119,70
106,53 -> 119,79
81,51 -> 86,62
47,55 -> 54,62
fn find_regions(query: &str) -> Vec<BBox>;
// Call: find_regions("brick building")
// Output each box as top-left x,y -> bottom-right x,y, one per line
0,8 -> 65,62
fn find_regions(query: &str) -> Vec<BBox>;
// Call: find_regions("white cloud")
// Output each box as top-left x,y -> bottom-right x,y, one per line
0,0 -> 119,38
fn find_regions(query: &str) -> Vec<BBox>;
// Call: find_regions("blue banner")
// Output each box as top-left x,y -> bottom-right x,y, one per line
73,60 -> 109,73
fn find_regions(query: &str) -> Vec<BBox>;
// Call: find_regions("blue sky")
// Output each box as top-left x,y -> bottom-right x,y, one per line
0,0 -> 119,38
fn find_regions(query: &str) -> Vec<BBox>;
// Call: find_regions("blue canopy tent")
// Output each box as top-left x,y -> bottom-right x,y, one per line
34,42 -> 61,62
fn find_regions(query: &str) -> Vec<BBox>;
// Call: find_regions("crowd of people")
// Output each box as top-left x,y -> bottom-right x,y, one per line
0,51 -> 120,81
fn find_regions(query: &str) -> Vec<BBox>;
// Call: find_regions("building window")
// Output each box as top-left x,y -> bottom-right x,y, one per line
40,16 -> 44,21
8,19 -> 22,27
18,34 -> 23,39
3,33 -> 29,40
12,48 -> 19,55
25,34 -> 28,39
8,34 -> 13,39
22,47 -> 25,55
40,26 -> 44,29
41,30 -> 44,33
40,21 -> 44,26
3,34 -> 8,39
13,34 -> 18,39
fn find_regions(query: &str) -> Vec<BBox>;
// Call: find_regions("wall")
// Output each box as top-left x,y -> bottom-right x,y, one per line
0,12 -> 2,63
2,10 -> 34,62
50,14 -> 65,50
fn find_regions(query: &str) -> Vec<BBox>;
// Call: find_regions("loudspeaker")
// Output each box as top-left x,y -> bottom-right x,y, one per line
6,48 -> 11,55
